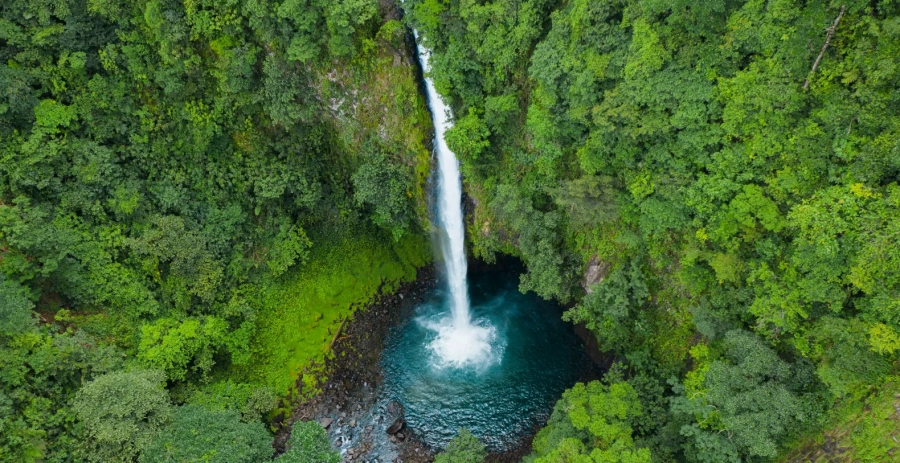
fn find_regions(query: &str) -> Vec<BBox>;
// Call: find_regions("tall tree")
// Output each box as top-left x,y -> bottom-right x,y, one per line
140,405 -> 272,463
274,420 -> 340,463
525,378 -> 651,463
73,370 -> 173,463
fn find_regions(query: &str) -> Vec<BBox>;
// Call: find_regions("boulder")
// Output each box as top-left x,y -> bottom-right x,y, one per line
385,400 -> 405,418
386,417 -> 405,435
582,257 -> 610,294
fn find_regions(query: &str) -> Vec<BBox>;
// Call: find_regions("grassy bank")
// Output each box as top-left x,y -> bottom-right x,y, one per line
228,227 -> 431,397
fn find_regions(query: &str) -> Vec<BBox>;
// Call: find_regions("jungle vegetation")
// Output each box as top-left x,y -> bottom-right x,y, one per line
0,0 -> 431,461
2,0 -> 899,462
405,0 -> 900,461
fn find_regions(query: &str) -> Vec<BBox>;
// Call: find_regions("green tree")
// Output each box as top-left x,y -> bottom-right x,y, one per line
73,369 -> 173,463
187,380 -> 277,423
0,329 -> 124,462
274,420 -> 339,463
444,109 -> 490,166
564,259 -> 650,353
434,429 -> 487,463
673,331 -> 823,461
525,379 -> 651,463
140,405 -> 272,463
262,55 -> 316,126
127,215 -> 225,308
352,140 -> 415,240
0,278 -> 34,335
801,317 -> 892,398
138,316 -> 229,382
490,184 -> 577,302
322,0 -> 378,57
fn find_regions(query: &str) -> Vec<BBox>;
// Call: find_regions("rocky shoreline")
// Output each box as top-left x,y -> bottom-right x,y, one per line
275,267 -> 438,462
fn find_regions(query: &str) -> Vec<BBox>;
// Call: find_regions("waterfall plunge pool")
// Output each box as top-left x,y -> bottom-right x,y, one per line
334,34 -> 595,459
379,259 -> 595,452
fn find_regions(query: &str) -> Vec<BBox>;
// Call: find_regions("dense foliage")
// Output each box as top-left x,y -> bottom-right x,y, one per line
140,405 -> 272,463
525,375 -> 650,463
434,429 -> 488,463
3,0 -> 899,460
0,0 -> 431,460
405,0 -> 900,460
73,369 -> 173,463
273,420 -> 340,463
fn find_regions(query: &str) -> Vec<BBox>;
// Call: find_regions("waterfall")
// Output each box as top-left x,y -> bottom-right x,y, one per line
419,47 -> 470,326
415,35 -> 499,370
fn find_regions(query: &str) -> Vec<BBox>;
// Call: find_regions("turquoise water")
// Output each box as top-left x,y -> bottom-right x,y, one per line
380,263 -> 591,451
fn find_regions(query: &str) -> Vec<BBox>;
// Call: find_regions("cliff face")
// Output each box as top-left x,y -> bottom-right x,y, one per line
227,5 -> 439,397
311,16 -> 434,228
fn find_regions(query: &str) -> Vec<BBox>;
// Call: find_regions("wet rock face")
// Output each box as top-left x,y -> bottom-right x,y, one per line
582,257 -> 610,294
378,0 -> 401,21
385,400 -> 406,435
386,401 -> 404,421
386,417 -> 405,435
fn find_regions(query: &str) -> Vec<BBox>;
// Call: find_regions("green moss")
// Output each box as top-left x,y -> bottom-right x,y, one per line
228,226 -> 430,396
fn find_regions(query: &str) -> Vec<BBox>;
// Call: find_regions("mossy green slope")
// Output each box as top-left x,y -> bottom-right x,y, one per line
231,228 -> 431,396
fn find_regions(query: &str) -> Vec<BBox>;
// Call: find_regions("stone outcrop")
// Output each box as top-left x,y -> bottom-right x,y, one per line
582,257 -> 610,294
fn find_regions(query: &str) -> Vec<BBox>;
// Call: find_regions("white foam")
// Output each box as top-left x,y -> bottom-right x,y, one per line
423,316 -> 502,371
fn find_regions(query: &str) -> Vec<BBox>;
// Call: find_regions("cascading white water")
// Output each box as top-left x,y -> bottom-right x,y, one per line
419,48 -> 469,326
415,35 -> 499,369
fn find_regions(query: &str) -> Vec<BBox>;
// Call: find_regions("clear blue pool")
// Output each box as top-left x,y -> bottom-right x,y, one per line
380,262 -> 591,451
